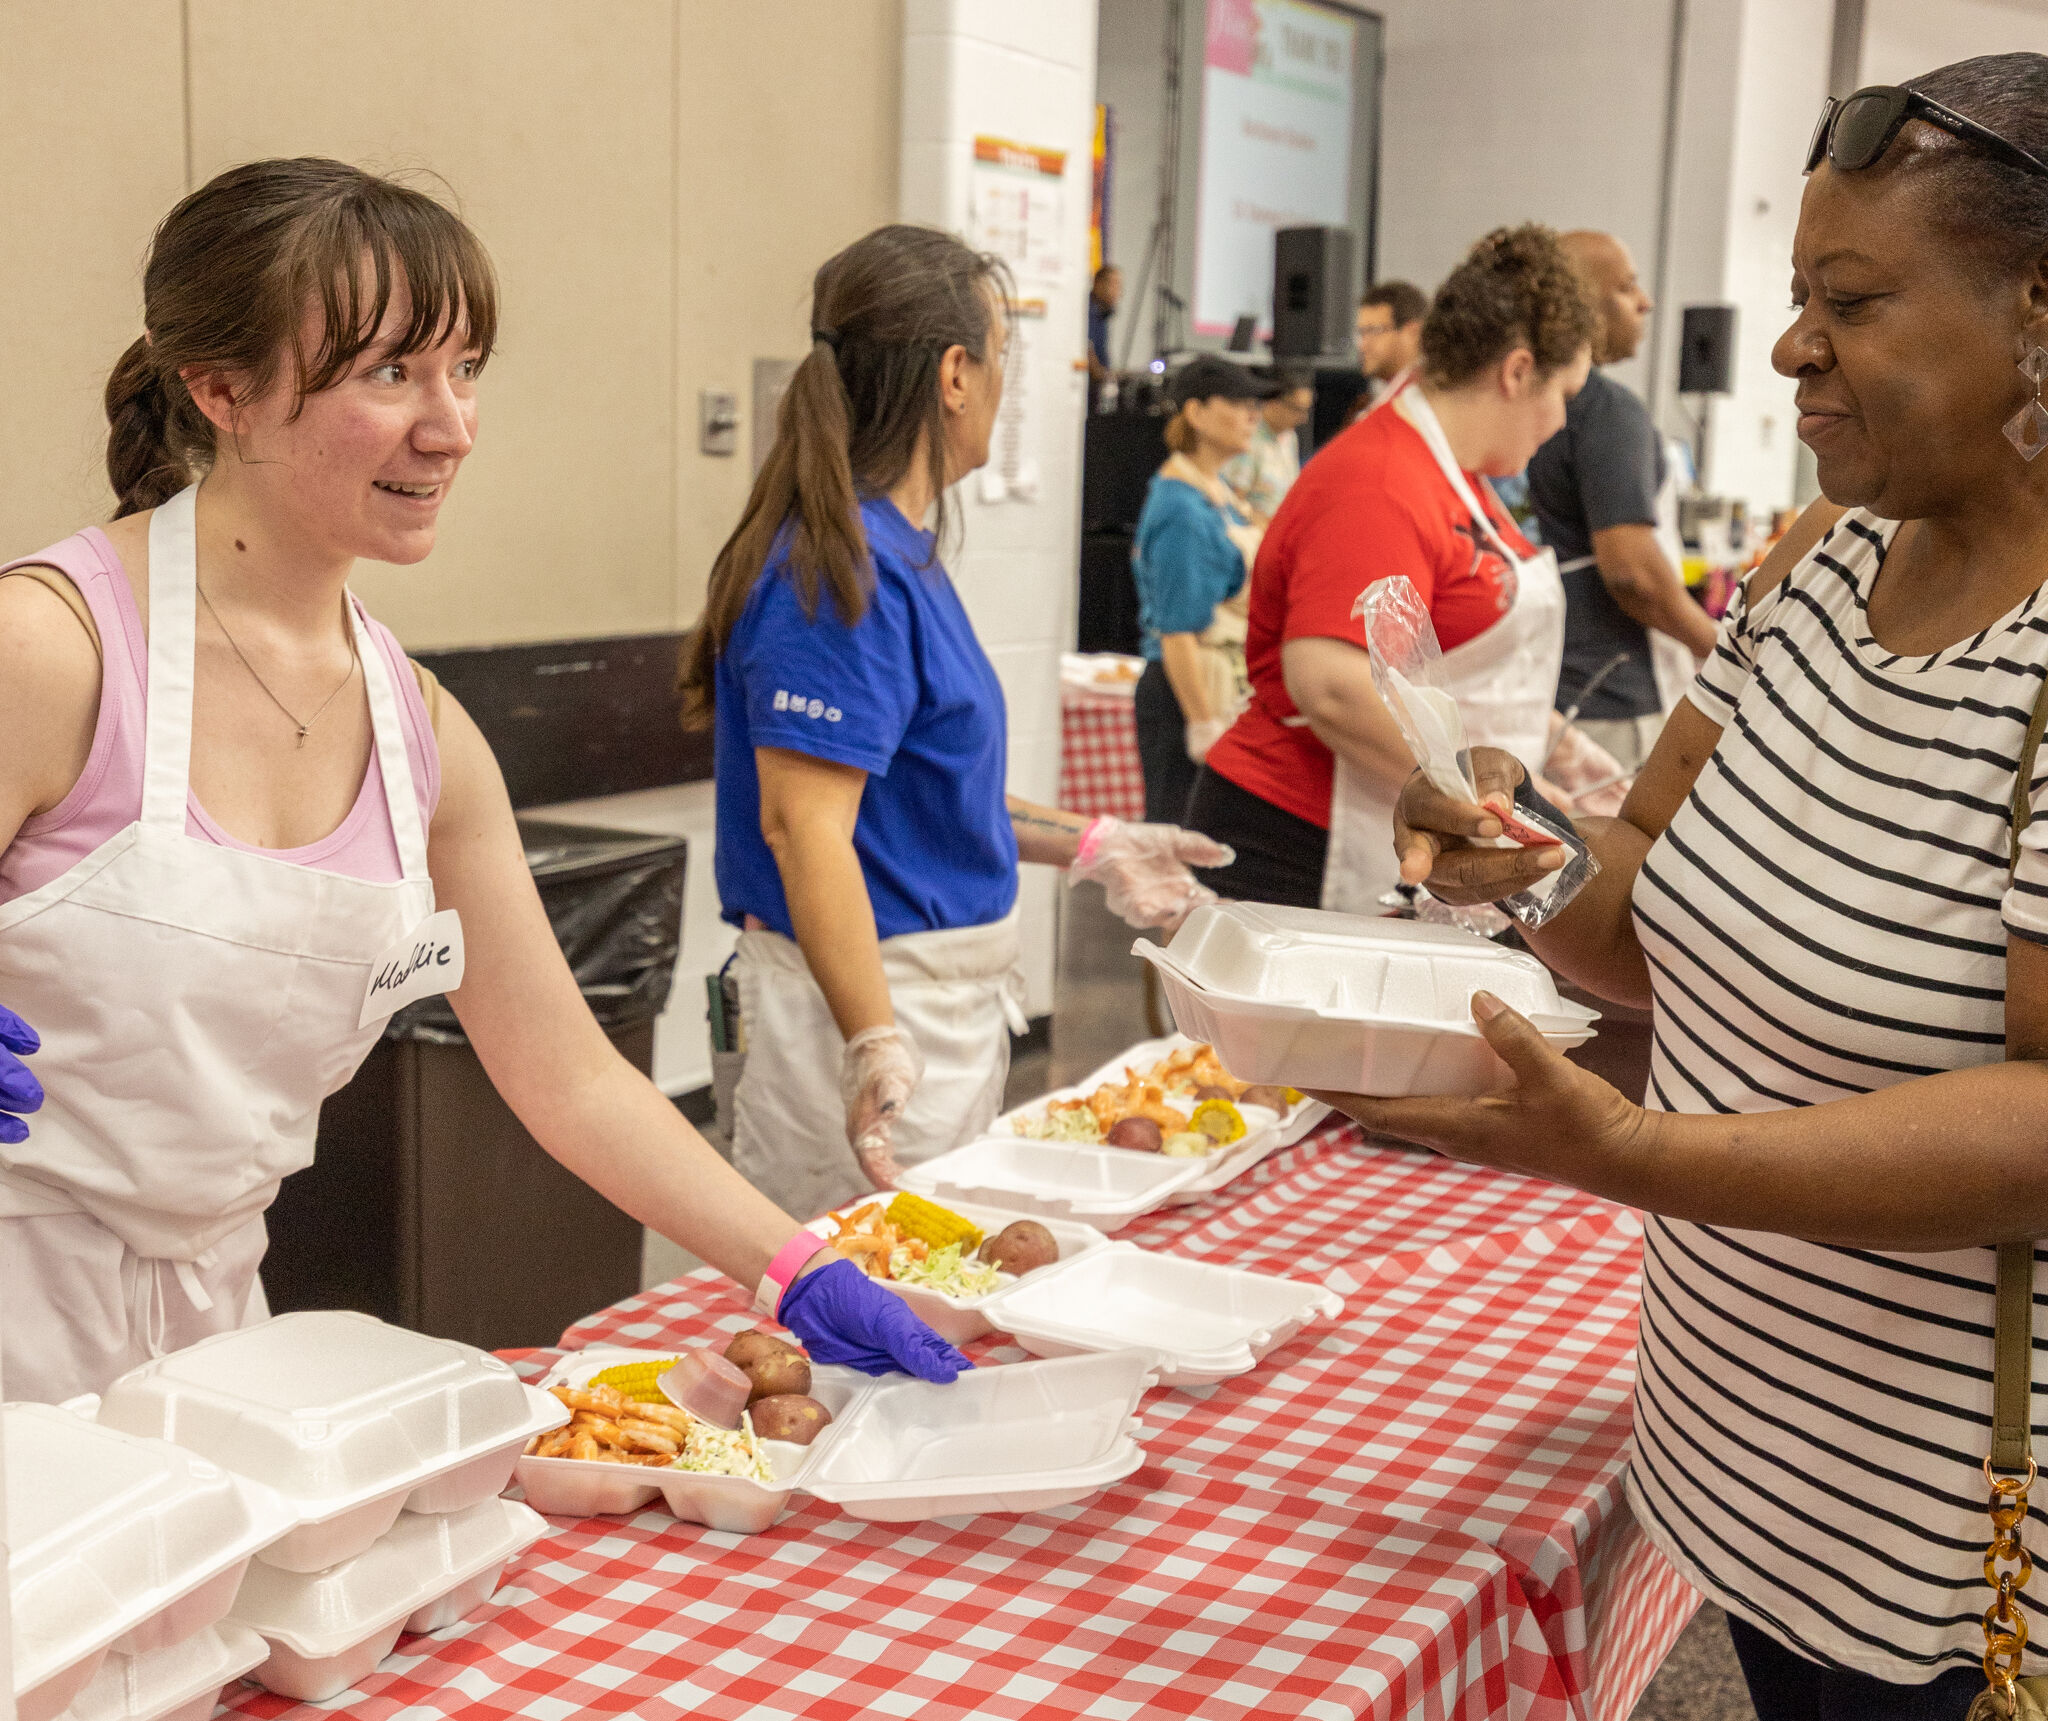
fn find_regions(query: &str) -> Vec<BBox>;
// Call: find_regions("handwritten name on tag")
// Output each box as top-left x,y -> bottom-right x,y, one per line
358,909 -> 466,1030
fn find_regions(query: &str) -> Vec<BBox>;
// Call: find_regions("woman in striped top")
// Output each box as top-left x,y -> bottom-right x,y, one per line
1323,53 -> 2048,1720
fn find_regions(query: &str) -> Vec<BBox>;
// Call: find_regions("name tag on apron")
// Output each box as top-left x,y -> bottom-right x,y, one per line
358,909 -> 466,1029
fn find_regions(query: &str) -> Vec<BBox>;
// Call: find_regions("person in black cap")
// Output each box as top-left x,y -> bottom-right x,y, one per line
1129,355 -> 1272,824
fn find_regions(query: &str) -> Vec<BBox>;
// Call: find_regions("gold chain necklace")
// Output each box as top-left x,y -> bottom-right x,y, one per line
196,584 -> 361,748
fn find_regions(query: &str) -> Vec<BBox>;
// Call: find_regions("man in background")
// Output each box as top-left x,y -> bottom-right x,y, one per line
1355,280 -> 1426,404
1527,230 -> 1715,771
1087,264 -> 1122,405
1222,364 -> 1315,525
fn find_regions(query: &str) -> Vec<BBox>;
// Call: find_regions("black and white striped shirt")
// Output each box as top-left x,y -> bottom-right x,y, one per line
1626,509 -> 2048,1680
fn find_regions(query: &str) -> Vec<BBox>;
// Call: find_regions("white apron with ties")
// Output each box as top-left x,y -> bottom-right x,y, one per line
1319,386 -> 1566,915
0,485 -> 440,1402
728,910 -> 1029,1224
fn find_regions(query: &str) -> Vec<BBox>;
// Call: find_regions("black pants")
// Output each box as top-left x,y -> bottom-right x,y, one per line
1182,766 -> 1328,908
1726,1614 -> 1983,1720
1134,659 -> 1198,826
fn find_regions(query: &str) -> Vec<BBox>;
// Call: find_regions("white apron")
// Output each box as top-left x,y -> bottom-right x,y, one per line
0,485 -> 439,1402
729,910 -> 1028,1223
1319,388 -> 1565,914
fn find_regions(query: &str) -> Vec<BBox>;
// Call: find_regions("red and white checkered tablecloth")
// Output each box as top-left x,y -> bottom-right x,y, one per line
1060,680 -> 1147,823
222,1124 -> 1698,1721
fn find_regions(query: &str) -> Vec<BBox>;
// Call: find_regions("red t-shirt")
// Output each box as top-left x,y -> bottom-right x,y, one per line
1204,389 -> 1531,830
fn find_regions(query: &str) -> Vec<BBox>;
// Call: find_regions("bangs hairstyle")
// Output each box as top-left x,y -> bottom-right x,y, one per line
105,157 -> 499,518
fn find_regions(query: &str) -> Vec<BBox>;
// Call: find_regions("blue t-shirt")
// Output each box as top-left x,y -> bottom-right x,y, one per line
1130,475 -> 1248,662
713,498 -> 1018,941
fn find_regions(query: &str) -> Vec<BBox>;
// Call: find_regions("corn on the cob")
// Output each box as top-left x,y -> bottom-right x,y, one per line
587,1358 -> 679,1403
1190,1098 -> 1246,1145
883,1191 -> 982,1252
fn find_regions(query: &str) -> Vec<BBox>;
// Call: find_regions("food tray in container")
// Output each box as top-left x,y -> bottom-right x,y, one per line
229,1495 -> 547,1703
898,1138 -> 1207,1229
519,1347 -> 1155,1528
67,1621 -> 269,1721
800,1349 -> 1155,1522
802,1198 -> 1111,1344
516,1349 -> 871,1534
997,1033 -> 1329,1205
979,1245 -> 1343,1387
1135,902 -> 1597,1096
6,1404 -> 296,1721
97,1311 -> 569,1572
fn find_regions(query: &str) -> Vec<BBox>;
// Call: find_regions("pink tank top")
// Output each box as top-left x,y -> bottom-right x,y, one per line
0,527 -> 440,906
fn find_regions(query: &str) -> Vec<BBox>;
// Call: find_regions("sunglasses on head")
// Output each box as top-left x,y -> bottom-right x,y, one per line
1806,84 -> 2048,179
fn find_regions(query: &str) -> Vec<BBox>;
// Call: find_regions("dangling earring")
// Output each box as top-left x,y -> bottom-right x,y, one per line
2005,346 -> 2048,459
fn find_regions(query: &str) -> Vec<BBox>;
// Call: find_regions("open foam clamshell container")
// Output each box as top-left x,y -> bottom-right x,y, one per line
96,1310 -> 569,1573
66,1622 -> 269,1721
518,1347 -> 1155,1529
5,1404 -> 297,1721
227,1495 -> 547,1704
1135,902 -> 1598,1097
978,1246 -> 1343,1387
995,1032 -> 1331,1207
802,1197 -> 1112,1345
897,1138 -> 1208,1229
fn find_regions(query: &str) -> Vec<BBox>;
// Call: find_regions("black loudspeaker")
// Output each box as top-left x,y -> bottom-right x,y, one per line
1273,226 -> 1356,358
1678,304 -> 1737,394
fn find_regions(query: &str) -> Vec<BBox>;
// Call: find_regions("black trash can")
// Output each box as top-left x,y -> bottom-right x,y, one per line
267,819 -> 688,1350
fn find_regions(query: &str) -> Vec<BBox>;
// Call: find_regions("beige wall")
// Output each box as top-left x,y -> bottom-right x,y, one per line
0,0 -> 901,649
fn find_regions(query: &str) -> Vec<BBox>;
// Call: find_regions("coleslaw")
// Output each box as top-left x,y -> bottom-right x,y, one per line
670,1409 -> 775,1481
889,1242 -> 1002,1298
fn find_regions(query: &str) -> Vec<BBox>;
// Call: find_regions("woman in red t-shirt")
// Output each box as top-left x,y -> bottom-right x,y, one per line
1189,225 -> 1596,911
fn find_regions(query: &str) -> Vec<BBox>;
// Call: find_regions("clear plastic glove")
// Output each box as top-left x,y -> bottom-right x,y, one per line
1184,715 -> 1230,762
840,1024 -> 922,1190
0,1005 -> 42,1147
1068,815 -> 1235,931
777,1256 -> 972,1380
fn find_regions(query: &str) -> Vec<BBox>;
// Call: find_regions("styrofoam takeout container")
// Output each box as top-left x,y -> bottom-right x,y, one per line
1135,902 -> 1597,1096
898,1137 -> 1208,1229
995,1033 -> 1331,1206
97,1311 -> 568,1573
66,1621 -> 269,1721
802,1197 -> 1111,1344
518,1347 -> 1155,1528
979,1245 -> 1343,1387
229,1495 -> 547,1703
516,1349 -> 871,1534
800,1349 -> 1155,1522
5,1403 -> 296,1721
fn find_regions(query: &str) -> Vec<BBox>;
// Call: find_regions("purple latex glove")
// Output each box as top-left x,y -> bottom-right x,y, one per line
0,1006 -> 42,1147
777,1257 -> 972,1382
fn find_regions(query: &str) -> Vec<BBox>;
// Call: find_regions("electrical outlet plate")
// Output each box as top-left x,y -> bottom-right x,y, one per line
699,389 -> 739,456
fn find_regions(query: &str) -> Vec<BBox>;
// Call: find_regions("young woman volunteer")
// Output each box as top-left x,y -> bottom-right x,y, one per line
1186,225 -> 1595,914
1130,355 -> 1266,826
1332,54 -> 2048,1719
679,225 -> 1227,1224
0,159 -> 966,1405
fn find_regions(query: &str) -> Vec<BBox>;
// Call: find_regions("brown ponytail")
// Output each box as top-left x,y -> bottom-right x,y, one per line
106,157 -> 498,519
679,223 -> 1011,727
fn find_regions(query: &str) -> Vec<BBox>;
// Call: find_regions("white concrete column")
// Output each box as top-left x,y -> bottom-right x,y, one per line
899,1 -> 1100,1017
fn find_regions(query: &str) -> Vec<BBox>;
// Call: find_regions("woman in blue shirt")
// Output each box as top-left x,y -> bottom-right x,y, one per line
679,226 -> 1228,1223
1132,356 -> 1267,825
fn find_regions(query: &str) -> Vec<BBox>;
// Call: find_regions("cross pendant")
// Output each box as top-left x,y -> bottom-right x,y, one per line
295,726 -> 309,749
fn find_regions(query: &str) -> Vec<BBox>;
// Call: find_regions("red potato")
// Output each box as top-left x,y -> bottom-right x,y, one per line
981,1220 -> 1060,1277
724,1331 -> 812,1405
1238,1085 -> 1294,1113
1105,1115 -> 1163,1152
750,1394 -> 834,1445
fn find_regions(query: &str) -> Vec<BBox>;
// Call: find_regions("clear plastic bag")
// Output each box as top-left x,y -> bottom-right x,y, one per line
1354,578 -> 1596,929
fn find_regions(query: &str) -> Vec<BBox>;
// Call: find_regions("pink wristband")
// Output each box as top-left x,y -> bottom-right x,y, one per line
754,1229 -> 830,1316
1075,815 -> 1115,871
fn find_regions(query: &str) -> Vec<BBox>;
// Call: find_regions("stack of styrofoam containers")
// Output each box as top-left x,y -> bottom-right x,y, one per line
94,1311 -> 564,1704
6,1402 -> 292,1721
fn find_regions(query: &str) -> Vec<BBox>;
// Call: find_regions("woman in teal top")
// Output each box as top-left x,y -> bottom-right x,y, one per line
1131,356 -> 1267,823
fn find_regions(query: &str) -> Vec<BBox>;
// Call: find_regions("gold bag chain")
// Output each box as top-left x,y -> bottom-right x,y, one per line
1969,668 -> 2048,1721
